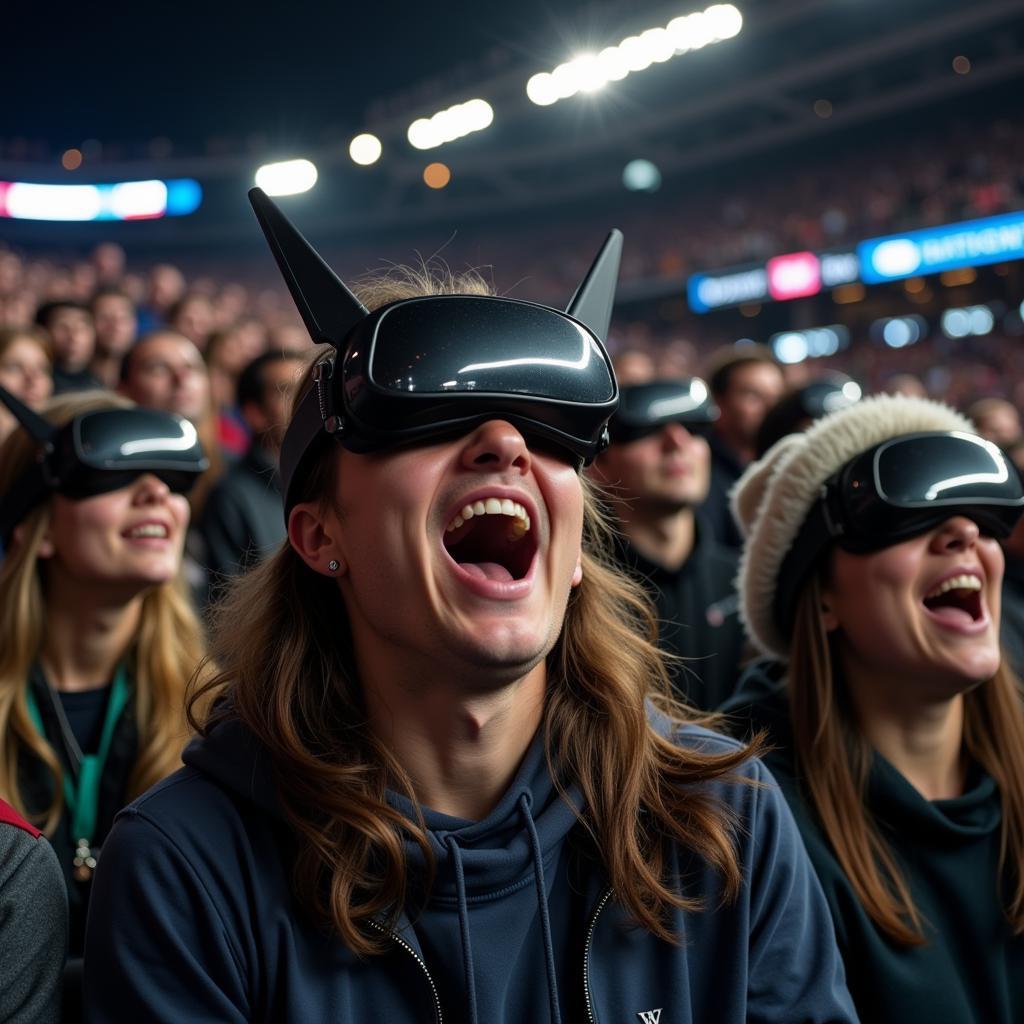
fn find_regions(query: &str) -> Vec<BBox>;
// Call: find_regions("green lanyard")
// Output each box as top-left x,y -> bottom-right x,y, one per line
25,664 -> 131,871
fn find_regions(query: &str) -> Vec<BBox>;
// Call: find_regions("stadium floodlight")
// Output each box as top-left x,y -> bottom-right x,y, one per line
0,179 -> 202,221
526,4 -> 743,106
349,133 -> 382,166
254,159 -> 318,197
407,98 -> 494,151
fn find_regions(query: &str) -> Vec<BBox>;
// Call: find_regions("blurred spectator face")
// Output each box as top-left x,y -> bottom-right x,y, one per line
148,264 -> 186,314
613,349 -> 656,386
0,292 -> 35,328
716,361 -> 784,448
71,262 -> 98,301
92,292 -> 138,357
211,323 -> 266,378
885,373 -> 927,398
268,322 -> 310,351
215,283 -> 249,327
0,329 -> 53,441
0,252 -> 22,293
243,356 -> 303,452
120,331 -> 210,424
92,243 -> 126,285
592,422 -> 711,513
170,294 -> 215,350
45,305 -> 95,373
968,398 -> 1021,449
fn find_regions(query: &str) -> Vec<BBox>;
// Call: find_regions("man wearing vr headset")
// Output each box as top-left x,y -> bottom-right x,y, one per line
589,378 -> 746,710
723,394 -> 1024,1024
85,191 -> 856,1024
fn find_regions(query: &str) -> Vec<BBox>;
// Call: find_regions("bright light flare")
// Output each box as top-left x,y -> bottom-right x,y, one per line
349,133 -> 382,166
407,98 -> 494,150
528,4 -> 743,105
254,159 -> 318,196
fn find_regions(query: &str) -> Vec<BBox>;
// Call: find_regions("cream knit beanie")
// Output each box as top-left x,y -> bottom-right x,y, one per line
730,393 -> 974,659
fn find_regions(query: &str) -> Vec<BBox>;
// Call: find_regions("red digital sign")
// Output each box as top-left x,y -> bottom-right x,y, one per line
766,251 -> 822,301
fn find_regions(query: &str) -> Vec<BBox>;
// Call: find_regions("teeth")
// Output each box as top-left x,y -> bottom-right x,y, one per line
128,524 -> 168,539
445,497 -> 531,538
924,574 -> 981,599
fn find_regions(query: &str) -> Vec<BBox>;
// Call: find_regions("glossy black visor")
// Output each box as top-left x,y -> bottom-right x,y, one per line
281,295 -> 618,512
775,431 -> 1024,636
0,400 -> 208,545
608,378 -> 717,443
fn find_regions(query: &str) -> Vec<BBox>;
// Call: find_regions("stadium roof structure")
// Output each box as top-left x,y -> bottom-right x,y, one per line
1,0 -> 1021,244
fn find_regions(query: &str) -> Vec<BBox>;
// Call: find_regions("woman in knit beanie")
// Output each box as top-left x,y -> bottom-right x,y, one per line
722,392 -> 1024,1024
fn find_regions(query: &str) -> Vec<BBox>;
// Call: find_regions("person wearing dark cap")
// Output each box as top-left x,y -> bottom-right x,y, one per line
755,371 -> 862,458
83,190 -> 856,1024
590,378 -> 747,709
701,344 -> 784,549
722,393 -> 1024,1024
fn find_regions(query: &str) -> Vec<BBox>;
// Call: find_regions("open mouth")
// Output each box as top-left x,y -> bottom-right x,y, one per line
922,573 -> 983,624
442,497 -> 536,583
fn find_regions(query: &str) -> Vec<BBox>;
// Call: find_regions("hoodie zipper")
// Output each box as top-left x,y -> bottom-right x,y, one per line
365,919 -> 444,1024
583,888 -> 613,1024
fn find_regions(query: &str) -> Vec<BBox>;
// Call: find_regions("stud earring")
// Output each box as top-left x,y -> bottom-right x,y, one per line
328,559 -> 340,572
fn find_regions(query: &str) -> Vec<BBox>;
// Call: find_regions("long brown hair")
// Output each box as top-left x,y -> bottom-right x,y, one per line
0,391 -> 210,832
191,269 -> 760,955
789,571 -> 1024,944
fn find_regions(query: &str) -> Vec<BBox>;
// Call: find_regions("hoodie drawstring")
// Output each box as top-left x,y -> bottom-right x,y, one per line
443,796 -> 563,1024
518,793 -> 563,1024
445,835 -> 480,1024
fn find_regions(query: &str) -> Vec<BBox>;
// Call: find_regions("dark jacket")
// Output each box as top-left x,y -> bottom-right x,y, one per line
701,431 -> 746,550
613,520 -> 747,709
83,710 -> 857,1023
199,443 -> 286,587
0,799 -> 67,1024
19,666 -> 138,957
722,662 -> 1024,1024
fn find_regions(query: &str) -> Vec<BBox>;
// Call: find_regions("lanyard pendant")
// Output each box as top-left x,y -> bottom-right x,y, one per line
73,837 -> 97,881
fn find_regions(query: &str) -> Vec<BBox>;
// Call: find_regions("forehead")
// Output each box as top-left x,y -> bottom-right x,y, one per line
133,336 -> 203,368
0,336 -> 49,363
50,306 -> 91,325
94,294 -> 133,313
729,361 -> 782,390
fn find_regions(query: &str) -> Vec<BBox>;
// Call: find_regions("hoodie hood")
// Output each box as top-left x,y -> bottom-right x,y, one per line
183,715 -> 282,817
390,725 -> 583,899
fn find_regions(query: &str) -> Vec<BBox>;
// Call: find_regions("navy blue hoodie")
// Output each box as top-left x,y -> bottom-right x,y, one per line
83,713 -> 857,1023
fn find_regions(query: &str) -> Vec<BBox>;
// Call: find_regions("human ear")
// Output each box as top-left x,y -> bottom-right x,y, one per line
571,555 -> 583,588
14,522 -> 54,559
287,502 -> 346,577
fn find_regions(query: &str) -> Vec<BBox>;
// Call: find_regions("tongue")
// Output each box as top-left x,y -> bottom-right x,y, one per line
924,602 -> 975,626
460,561 -> 514,583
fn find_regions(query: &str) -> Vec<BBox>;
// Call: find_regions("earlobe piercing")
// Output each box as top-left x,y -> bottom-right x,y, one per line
328,559 -> 340,572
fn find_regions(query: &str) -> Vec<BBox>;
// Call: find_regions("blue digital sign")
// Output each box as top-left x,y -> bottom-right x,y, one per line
859,210 -> 1024,284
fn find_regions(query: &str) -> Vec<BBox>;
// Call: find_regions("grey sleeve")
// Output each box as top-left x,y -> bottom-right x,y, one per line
0,827 -> 68,1024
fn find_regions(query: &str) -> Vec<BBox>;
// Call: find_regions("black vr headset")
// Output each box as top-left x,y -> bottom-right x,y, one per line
0,385 -> 208,546
608,378 -> 717,444
246,189 -> 622,519
775,430 -> 1024,635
